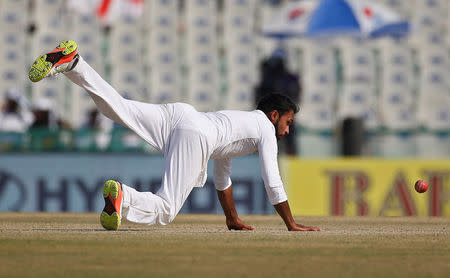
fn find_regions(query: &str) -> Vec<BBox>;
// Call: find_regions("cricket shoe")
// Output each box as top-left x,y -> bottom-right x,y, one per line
100,180 -> 123,231
29,40 -> 79,83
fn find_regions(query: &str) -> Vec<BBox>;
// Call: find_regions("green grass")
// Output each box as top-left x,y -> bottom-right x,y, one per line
0,213 -> 449,278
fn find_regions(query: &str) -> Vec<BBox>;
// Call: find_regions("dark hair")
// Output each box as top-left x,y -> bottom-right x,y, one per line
256,93 -> 299,115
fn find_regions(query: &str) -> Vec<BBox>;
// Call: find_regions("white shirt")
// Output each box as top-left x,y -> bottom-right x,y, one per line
204,109 -> 287,205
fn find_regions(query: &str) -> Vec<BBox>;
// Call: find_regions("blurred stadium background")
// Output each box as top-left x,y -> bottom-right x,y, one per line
0,0 -> 448,216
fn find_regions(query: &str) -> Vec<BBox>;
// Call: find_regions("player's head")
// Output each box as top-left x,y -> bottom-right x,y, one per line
256,93 -> 298,140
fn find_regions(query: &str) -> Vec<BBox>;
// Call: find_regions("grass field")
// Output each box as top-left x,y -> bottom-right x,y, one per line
1,213 -> 449,278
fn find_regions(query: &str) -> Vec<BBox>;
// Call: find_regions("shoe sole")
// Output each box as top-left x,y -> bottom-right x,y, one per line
29,40 -> 78,83
100,180 -> 121,231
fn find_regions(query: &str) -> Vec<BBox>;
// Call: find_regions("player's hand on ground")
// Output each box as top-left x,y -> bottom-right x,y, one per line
288,223 -> 320,232
226,217 -> 254,231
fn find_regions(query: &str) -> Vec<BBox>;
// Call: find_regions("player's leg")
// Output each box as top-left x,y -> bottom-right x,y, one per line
118,183 -> 172,226
121,128 -> 209,225
99,177 -> 173,230
29,40 -> 207,229
63,55 -> 175,152
28,40 -> 192,152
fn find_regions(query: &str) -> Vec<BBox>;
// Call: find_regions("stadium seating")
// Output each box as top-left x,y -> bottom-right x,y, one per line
295,41 -> 337,157
29,0 -> 67,112
185,1 -> 220,111
108,14 -> 145,102
377,0 -> 413,18
378,130 -> 417,158
416,44 -> 450,132
416,129 -> 450,158
144,0 -> 180,103
296,127 -> 336,157
225,48 -> 256,110
0,0 -> 448,157
301,41 -> 337,91
70,86 -> 96,129
338,82 -> 378,129
0,0 -> 28,101
338,40 -> 376,85
68,12 -> 105,128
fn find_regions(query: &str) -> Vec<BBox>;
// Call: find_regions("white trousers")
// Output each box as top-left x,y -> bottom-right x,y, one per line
65,57 -> 215,225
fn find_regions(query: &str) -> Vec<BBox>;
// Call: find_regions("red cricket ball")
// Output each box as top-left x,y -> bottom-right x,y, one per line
415,180 -> 428,193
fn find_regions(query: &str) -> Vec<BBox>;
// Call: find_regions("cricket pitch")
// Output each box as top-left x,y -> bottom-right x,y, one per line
1,213 -> 449,278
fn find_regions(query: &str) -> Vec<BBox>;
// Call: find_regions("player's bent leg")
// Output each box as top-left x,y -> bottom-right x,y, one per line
29,40 -> 79,82
156,128 -> 210,222
120,185 -> 173,226
63,55 -> 176,153
119,129 -> 209,226
30,41 -> 198,154
100,180 -> 123,231
29,42 -> 167,151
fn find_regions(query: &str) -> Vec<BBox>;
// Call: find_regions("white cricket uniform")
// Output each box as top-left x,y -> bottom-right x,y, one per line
65,56 -> 287,225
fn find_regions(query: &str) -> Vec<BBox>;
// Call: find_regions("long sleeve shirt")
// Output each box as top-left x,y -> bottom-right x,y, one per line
204,109 -> 288,205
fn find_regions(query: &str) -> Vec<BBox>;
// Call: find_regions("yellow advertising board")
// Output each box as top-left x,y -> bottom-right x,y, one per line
285,158 -> 450,217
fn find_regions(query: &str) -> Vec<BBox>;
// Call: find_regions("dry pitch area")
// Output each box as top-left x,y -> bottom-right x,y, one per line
0,214 -> 449,278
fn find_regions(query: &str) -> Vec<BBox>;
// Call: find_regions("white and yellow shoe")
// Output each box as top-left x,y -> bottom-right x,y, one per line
100,180 -> 123,231
29,40 -> 79,82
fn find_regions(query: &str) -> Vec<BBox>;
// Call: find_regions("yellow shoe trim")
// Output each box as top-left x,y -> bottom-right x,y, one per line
100,211 -> 120,231
103,180 -> 119,199
28,40 -> 78,82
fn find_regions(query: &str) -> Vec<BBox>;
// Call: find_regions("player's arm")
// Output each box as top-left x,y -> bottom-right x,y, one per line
274,200 -> 320,231
258,124 -> 319,231
217,186 -> 254,230
214,158 -> 254,231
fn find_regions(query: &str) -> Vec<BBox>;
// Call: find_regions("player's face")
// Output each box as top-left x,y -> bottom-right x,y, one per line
275,110 -> 294,140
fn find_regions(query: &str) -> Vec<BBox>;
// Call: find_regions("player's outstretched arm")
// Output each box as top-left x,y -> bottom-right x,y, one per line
274,201 -> 320,231
217,186 -> 254,231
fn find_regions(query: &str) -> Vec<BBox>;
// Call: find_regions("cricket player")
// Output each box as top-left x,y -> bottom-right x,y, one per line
29,40 -> 320,232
